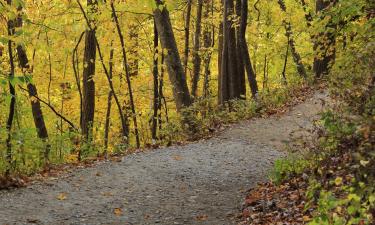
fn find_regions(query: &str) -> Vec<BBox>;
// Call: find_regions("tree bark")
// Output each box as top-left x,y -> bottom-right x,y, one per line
219,0 -> 241,104
278,0 -> 307,79
235,0 -> 246,98
104,47 -> 114,155
111,3 -> 140,148
81,0 -> 97,141
203,0 -> 214,98
239,0 -> 259,99
154,1 -> 192,111
6,5 -> 16,172
282,38 -> 290,85
151,20 -> 159,141
191,0 -> 204,98
183,0 -> 193,77
11,1 -> 50,160
313,0 -> 337,78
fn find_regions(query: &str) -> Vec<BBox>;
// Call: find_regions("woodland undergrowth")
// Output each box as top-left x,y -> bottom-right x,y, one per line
240,19 -> 375,225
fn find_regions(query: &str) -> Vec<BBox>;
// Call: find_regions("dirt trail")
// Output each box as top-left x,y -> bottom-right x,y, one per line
0,90 -> 329,225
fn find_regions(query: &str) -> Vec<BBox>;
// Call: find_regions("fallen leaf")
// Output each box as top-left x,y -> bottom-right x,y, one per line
114,208 -> 123,216
196,214 -> 208,221
303,216 -> 311,222
173,155 -> 182,161
57,193 -> 67,200
335,177 -> 343,186
101,192 -> 113,197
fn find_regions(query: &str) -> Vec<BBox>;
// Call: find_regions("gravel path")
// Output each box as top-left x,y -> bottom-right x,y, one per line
0,91 -> 329,225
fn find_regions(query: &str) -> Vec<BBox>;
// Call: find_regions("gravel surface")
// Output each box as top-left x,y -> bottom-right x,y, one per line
0,91 -> 329,225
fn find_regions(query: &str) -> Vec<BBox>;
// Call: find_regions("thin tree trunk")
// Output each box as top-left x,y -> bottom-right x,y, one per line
183,0 -> 193,77
111,3 -> 140,148
218,22 -> 224,102
72,32 -> 85,128
104,47 -> 114,155
151,20 -> 159,141
278,0 -> 307,79
154,1 -> 192,111
263,55 -> 268,90
6,5 -> 16,173
158,51 -> 168,132
12,2 -> 50,160
191,0 -> 204,98
282,39 -> 290,85
202,0 -> 214,98
239,0 -> 259,99
77,0 -> 129,147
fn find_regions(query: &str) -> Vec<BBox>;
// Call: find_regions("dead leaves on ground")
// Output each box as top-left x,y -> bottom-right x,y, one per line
57,193 -> 67,200
239,177 -> 313,225
0,175 -> 28,189
114,208 -> 123,216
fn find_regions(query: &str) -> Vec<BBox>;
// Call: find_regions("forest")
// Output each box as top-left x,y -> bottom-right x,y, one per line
0,0 -> 374,224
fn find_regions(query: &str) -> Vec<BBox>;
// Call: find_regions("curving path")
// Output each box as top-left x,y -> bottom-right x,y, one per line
0,91 -> 329,225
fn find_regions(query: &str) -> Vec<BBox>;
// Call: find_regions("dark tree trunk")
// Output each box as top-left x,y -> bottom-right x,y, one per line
154,1 -> 192,111
11,2 -> 50,160
111,3 -> 140,148
104,47 -> 114,155
226,0 -> 240,100
81,0 -> 97,142
239,0 -> 259,99
183,0 -> 193,77
313,0 -> 337,78
158,51 -> 168,132
278,0 -> 307,79
235,0 -> 246,98
151,20 -> 159,141
203,0 -> 214,98
72,32 -> 85,128
191,0 -> 204,98
219,0 -> 241,104
218,22 -> 224,102
282,39 -> 290,85
6,7 -> 16,173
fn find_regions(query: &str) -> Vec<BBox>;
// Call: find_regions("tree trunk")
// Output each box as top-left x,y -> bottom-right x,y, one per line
282,39 -> 290,85
278,0 -> 307,79
203,0 -> 214,98
218,22 -> 224,102
81,0 -> 97,142
151,20 -> 160,141
191,0 -> 204,98
153,1 -> 192,111
183,0 -> 193,77
111,3 -> 140,148
239,0 -> 259,99
104,47 -> 114,155
11,2 -> 50,160
219,0 -> 241,104
313,0 -> 337,78
235,0 -> 246,98
6,6 -> 16,173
